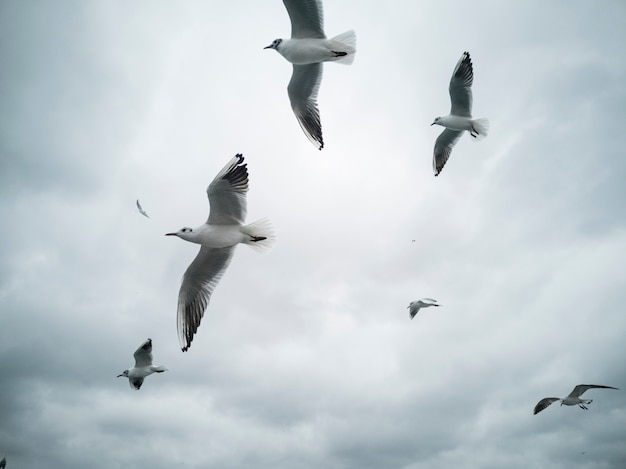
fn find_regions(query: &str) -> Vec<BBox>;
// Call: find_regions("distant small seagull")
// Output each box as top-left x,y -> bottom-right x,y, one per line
117,338 -> 168,390
533,384 -> 618,414
0,455 -> 6,469
136,199 -> 150,218
431,51 -> 489,176
408,298 -> 440,319
265,0 -> 356,150
166,154 -> 275,352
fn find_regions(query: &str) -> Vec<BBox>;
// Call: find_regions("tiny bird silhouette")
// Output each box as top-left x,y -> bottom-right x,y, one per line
136,199 -> 150,218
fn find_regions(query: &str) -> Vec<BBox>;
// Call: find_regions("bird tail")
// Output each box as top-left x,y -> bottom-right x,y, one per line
470,118 -> 489,141
329,30 -> 357,64
242,218 -> 276,253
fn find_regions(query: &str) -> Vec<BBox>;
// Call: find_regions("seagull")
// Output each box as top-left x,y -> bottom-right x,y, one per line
264,0 -> 356,150
117,338 -> 168,390
166,154 -> 275,352
431,51 -> 489,176
136,199 -> 150,218
408,298 -> 440,319
533,384 -> 618,414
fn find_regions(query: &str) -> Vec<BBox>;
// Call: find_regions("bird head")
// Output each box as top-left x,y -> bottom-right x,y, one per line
431,117 -> 441,126
165,227 -> 194,240
264,38 -> 282,51
117,370 -> 129,378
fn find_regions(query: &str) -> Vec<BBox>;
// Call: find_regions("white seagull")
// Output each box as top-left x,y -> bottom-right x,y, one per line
136,199 -> 150,218
166,154 -> 275,352
431,51 -> 489,176
117,338 -> 168,390
264,0 -> 356,150
533,384 -> 618,414
408,298 -> 440,320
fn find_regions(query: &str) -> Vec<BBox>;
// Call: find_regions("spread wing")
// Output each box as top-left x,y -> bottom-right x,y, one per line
533,397 -> 559,414
129,377 -> 144,390
409,304 -> 420,319
207,154 -> 248,225
288,63 -> 324,150
569,384 -> 619,398
449,51 -> 473,117
433,128 -> 464,176
283,0 -> 325,39
133,338 -> 153,367
177,246 -> 236,352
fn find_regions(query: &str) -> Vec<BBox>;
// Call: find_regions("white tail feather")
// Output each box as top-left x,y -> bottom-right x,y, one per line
470,118 -> 490,141
329,30 -> 357,65
242,218 -> 276,253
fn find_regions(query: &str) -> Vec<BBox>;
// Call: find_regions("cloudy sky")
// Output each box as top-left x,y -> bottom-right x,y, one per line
1,0 -> 625,468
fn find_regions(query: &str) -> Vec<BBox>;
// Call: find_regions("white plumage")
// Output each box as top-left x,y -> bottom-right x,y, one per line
166,154 -> 275,351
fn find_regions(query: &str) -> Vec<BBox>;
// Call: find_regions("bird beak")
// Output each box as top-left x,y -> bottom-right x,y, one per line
165,232 -> 177,236
430,122 -> 435,126
263,44 -> 273,50
116,373 -> 123,378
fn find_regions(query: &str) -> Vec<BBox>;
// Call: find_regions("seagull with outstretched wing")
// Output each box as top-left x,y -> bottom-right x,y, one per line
533,384 -> 618,414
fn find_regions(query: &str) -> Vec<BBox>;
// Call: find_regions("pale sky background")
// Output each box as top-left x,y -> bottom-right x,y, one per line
1,1 -> 626,468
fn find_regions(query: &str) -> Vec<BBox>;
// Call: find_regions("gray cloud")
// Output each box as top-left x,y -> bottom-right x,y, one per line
1,1 -> 625,468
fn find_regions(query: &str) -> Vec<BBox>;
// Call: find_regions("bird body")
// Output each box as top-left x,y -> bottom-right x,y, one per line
533,384 -> 618,414
408,298 -> 440,319
269,34 -> 356,65
167,155 -> 274,351
172,223 -> 249,249
431,51 -> 489,176
432,115 -> 477,132
117,338 -> 167,390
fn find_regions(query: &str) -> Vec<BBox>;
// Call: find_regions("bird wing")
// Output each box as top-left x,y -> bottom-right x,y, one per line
449,51 -> 473,117
433,128 -> 464,176
421,298 -> 438,304
0,457 -> 6,469
533,397 -> 559,414
133,338 -> 153,367
408,303 -> 420,319
177,246 -> 236,352
569,384 -> 619,398
206,154 -> 249,225
283,0 -> 325,39
288,63 -> 324,150
129,377 -> 144,390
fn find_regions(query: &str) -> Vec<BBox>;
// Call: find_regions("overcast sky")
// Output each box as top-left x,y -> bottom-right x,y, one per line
1,1 -> 625,468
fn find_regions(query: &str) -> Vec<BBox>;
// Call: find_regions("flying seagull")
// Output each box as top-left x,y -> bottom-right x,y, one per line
264,0 -> 356,150
166,154 -> 275,352
408,298 -> 440,319
533,384 -> 618,414
117,338 -> 168,390
136,199 -> 150,218
431,51 -> 489,176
